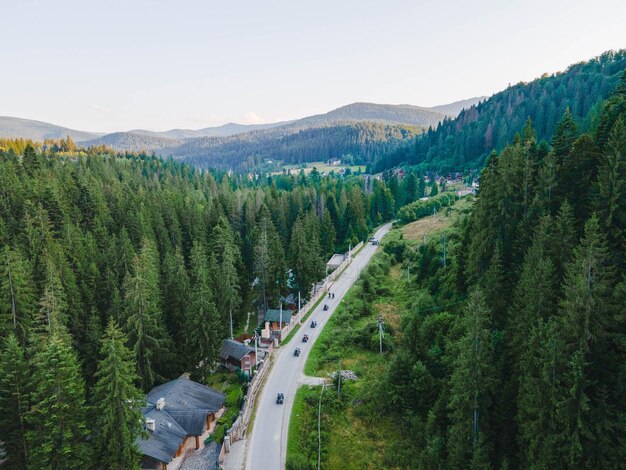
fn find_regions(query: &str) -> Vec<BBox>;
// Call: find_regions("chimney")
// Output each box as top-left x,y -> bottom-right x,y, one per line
145,418 -> 156,432
156,398 -> 165,410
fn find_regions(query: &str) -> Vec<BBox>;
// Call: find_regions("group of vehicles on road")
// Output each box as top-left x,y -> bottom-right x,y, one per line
280,291 -> 338,405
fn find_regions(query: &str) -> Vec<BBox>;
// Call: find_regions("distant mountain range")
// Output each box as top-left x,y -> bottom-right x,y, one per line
0,116 -> 103,142
0,97 -> 485,168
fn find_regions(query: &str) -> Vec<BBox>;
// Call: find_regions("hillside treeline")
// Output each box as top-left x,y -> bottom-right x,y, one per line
174,121 -> 421,170
374,50 -> 626,172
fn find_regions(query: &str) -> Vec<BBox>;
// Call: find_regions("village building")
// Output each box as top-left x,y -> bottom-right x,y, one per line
457,188 -> 475,197
326,253 -> 346,273
280,293 -> 299,310
392,168 -> 407,179
138,378 -> 226,470
263,308 -> 293,330
219,339 -> 256,374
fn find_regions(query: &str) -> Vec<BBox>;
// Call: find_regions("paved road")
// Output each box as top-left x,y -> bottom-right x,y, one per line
245,223 -> 392,470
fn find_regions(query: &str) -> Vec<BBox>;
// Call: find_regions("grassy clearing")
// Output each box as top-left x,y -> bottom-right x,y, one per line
402,195 -> 473,242
275,161 -> 366,176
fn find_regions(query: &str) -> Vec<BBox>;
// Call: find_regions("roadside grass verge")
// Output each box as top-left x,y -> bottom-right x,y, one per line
289,249 -> 415,469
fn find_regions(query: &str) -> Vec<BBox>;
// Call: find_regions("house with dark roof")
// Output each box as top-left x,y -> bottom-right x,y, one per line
139,378 -> 226,470
280,293 -> 299,310
219,339 -> 256,373
263,308 -> 293,330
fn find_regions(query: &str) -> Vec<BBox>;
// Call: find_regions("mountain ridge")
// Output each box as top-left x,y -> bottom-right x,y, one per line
0,98 -> 483,144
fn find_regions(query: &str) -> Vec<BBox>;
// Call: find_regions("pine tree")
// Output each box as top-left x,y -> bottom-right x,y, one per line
319,209 -> 336,258
516,319 -> 560,469
418,175 -> 427,199
33,260 -> 67,339
253,216 -> 272,310
553,216 -> 616,468
161,248 -> 189,348
0,334 -> 30,469
402,171 -> 419,205
509,216 -> 559,357
185,242 -> 220,380
289,215 -> 311,294
123,241 -> 169,390
0,247 -> 36,345
430,181 -> 439,196
221,242 -> 240,339
592,118 -> 625,272
27,334 -> 91,468
21,144 -> 40,175
91,320 -> 144,469
447,289 -> 496,468
552,108 -> 578,159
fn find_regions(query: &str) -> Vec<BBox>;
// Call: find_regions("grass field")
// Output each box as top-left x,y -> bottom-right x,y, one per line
402,194 -> 473,242
273,161 -> 365,176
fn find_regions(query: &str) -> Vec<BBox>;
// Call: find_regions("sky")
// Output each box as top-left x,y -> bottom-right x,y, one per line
1,0 -> 624,133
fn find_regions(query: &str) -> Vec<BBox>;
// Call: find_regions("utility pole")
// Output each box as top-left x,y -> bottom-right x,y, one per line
406,265 -> 410,282
298,291 -> 301,323
279,302 -> 283,331
254,336 -> 258,369
377,315 -> 384,354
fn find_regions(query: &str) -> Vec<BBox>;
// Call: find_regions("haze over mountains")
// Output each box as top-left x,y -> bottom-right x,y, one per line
0,97 -> 484,151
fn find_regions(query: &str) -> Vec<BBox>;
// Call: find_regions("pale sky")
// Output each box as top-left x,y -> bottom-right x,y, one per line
1,0 -> 624,133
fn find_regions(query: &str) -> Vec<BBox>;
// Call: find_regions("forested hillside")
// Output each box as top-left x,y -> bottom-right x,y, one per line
0,138 -> 425,468
175,121 -> 421,169
374,49 -> 626,172
301,71 -> 626,469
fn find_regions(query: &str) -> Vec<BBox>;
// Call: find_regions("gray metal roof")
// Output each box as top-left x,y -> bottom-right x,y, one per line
280,293 -> 297,305
137,378 -> 226,463
264,309 -> 292,323
137,407 -> 187,464
220,339 -> 254,361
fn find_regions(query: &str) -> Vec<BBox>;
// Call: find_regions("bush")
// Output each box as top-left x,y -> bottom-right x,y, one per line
397,193 -> 456,224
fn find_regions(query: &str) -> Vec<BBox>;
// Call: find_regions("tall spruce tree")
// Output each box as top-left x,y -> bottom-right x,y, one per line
0,334 -> 30,469
553,216 -> 617,468
0,247 -> 36,346
185,241 -> 220,380
27,334 -> 91,468
592,118 -> 625,271
447,289 -> 496,469
91,320 -> 144,469
123,241 -> 169,390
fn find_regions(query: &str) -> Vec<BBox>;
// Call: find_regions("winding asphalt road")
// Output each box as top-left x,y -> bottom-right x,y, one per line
245,222 -> 392,470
